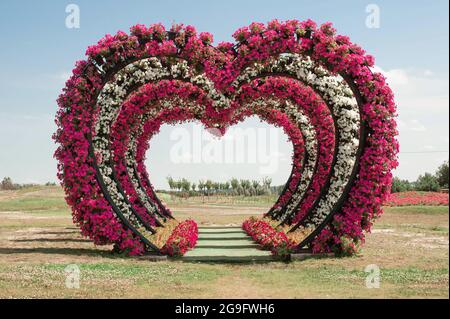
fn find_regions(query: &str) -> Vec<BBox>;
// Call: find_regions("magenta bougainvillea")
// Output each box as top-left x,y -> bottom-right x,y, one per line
161,220 -> 198,257
54,20 -> 398,257
243,218 -> 295,258
386,192 -> 449,207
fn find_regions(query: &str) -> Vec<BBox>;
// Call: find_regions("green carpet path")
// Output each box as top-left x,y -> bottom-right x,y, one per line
183,227 -> 274,262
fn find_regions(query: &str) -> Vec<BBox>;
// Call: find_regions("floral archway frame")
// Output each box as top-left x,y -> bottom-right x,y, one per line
54,20 -> 398,256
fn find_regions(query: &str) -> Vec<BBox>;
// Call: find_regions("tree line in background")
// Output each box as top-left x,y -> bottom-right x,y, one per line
165,176 -> 281,197
391,161 -> 449,193
165,160 -> 449,197
0,177 -> 56,191
1,160 -> 447,194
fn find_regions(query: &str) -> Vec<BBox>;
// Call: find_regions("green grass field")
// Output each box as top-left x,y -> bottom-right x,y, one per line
0,186 -> 448,298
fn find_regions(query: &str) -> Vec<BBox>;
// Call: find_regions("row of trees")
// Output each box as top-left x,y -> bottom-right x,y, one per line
391,161 -> 449,193
166,160 -> 449,197
0,177 -> 56,191
0,177 -> 21,190
2,160 -> 447,194
166,176 -> 276,197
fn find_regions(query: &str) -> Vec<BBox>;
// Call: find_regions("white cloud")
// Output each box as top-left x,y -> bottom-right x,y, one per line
268,151 -> 289,161
0,71 -> 72,92
374,66 -> 449,180
424,70 -> 434,77
409,119 -> 427,132
56,71 -> 72,82
397,119 -> 427,132
372,66 -> 409,86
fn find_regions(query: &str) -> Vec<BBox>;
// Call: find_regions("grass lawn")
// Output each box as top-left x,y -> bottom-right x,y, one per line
0,186 -> 448,298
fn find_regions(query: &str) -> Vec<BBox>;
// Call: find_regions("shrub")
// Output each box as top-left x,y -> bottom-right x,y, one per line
391,177 -> 413,193
415,173 -> 440,192
436,161 -> 449,189
0,177 -> 19,191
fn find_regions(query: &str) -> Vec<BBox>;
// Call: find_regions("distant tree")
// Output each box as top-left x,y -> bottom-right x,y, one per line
212,182 -> 220,194
198,180 -> 205,194
391,177 -> 413,193
230,178 -> 239,194
251,180 -> 260,196
240,179 -> 251,191
176,181 -> 182,192
167,176 -> 175,191
191,183 -> 197,192
435,161 -> 449,189
415,173 -> 440,192
223,181 -> 230,194
239,179 -> 251,196
262,177 -> 272,194
181,178 -> 191,193
1,177 -> 15,190
237,185 -> 244,196
205,180 -> 213,195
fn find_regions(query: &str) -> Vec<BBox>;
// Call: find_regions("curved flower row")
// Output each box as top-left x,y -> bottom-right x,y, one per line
54,20 -> 398,256
101,55 -> 344,232
235,79 -> 334,224
242,217 -> 295,258
114,67 -> 337,238
161,220 -> 198,257
238,98 -> 317,219
127,94 -> 309,217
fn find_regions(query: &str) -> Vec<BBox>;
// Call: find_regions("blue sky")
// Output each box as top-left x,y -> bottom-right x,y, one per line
0,0 -> 448,188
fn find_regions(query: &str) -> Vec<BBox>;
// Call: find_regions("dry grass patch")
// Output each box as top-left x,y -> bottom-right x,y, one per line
0,186 -> 447,298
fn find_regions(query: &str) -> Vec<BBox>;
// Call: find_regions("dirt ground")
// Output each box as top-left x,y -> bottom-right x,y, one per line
0,186 -> 448,298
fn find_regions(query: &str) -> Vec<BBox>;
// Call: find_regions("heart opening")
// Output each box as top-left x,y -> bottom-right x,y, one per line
145,117 -> 295,226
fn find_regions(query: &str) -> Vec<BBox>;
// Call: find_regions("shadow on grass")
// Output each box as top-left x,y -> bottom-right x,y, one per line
0,247 -> 118,258
36,230 -> 80,236
12,238 -> 91,243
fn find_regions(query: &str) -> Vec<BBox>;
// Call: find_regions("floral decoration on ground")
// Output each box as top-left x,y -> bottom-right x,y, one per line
386,192 -> 449,207
242,217 -> 295,258
161,220 -> 198,257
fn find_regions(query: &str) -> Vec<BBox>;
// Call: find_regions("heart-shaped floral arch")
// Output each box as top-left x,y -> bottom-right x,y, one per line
54,20 -> 398,257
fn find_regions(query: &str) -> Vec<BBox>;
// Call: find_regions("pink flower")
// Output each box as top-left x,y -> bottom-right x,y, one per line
55,20 -> 398,257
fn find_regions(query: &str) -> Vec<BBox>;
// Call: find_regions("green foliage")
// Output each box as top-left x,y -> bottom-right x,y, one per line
166,176 -> 277,197
435,161 -> 449,188
414,173 -> 440,192
0,197 -> 68,212
391,177 -> 413,193
1,177 -> 13,190
391,160 -> 449,193
0,177 -> 19,190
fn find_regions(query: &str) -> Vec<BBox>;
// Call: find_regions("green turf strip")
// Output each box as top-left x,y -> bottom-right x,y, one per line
183,227 -> 273,262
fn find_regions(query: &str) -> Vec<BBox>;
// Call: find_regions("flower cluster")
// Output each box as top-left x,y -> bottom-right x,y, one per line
242,217 -> 295,257
54,20 -> 398,257
161,220 -> 198,257
386,192 -> 449,207
236,55 -> 360,226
